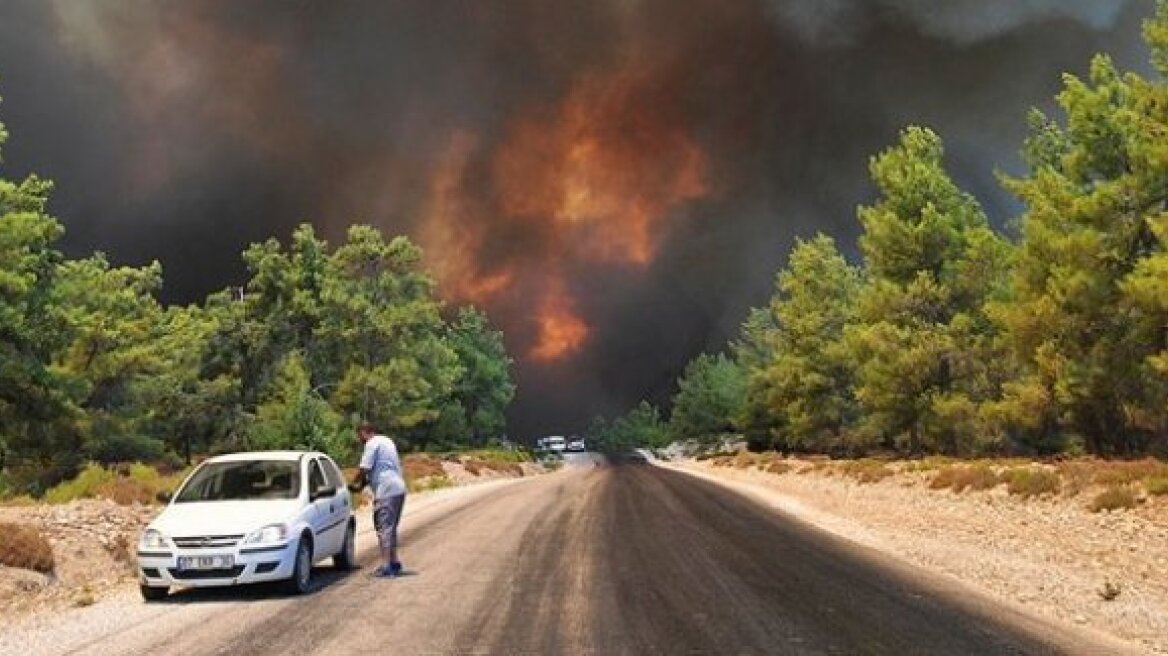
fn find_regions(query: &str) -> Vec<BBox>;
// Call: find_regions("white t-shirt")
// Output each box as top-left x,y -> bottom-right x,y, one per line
359,435 -> 407,499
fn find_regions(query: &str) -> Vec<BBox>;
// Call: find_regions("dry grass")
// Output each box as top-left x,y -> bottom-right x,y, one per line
1145,476 -> 1168,496
0,522 -> 55,573
403,454 -> 451,492
930,465 -> 1000,493
410,474 -> 453,492
904,456 -> 958,473
403,454 -> 446,479
1092,459 -> 1168,486
837,459 -> 894,484
1089,486 -> 1138,513
0,494 -> 37,507
766,460 -> 792,475
1002,467 -> 1061,499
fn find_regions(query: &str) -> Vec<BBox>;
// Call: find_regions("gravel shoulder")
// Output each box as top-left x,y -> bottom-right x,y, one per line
665,457 -> 1168,654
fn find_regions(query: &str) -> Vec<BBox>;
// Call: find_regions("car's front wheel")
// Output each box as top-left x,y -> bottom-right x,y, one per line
334,522 -> 356,571
283,536 -> 313,595
139,584 -> 168,602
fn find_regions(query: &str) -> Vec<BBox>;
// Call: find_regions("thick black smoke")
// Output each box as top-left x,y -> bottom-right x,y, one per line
0,0 -> 1152,438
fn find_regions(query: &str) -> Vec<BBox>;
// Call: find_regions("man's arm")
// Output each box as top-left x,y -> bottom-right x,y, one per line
349,468 -> 370,493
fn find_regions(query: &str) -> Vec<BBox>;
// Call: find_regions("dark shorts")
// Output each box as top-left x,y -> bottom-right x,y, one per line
373,494 -> 406,551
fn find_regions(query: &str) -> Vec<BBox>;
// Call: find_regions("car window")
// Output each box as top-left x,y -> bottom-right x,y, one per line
175,460 -> 300,502
309,458 -> 327,493
320,456 -> 344,489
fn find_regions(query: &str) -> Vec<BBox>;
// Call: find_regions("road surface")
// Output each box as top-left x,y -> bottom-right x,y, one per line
2,455 -> 1138,655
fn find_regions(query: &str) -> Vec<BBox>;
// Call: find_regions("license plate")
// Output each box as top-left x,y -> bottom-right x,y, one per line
177,555 -> 234,570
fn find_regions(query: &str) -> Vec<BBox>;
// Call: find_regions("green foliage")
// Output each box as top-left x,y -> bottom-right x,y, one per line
996,38 -> 1168,455
668,353 -> 746,447
737,235 -> 862,454
589,401 -> 668,453
248,351 -> 353,462
848,127 -> 1010,456
434,307 -> 516,446
717,6 -> 1168,459
43,463 -> 116,504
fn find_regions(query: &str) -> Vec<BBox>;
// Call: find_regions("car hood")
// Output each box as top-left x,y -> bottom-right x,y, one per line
150,500 -> 301,538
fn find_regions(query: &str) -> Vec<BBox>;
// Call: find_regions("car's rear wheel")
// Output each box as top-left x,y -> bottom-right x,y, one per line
139,584 -> 168,601
334,522 -> 356,570
283,536 -> 313,595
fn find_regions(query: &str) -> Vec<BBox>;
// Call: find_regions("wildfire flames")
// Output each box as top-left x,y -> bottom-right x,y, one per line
422,60 -> 711,363
529,294 -> 590,362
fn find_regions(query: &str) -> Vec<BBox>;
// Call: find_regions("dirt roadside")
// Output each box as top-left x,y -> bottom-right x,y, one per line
666,457 -> 1168,654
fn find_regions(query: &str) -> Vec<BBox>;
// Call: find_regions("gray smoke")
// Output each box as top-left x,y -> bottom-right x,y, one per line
772,0 -> 1134,45
0,0 -> 1152,437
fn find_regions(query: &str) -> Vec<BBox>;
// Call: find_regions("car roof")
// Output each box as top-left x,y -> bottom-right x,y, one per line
203,450 -> 321,463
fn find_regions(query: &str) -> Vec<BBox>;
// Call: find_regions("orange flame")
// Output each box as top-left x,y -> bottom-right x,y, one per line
420,132 -> 516,304
420,59 -> 711,363
493,63 -> 709,265
530,296 -> 590,362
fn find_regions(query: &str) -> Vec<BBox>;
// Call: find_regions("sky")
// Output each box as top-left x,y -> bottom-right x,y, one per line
0,0 -> 1154,438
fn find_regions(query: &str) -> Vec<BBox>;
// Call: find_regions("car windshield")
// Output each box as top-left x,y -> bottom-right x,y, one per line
175,460 -> 300,502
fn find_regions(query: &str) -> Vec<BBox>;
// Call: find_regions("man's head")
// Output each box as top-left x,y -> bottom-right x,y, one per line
357,422 -> 376,442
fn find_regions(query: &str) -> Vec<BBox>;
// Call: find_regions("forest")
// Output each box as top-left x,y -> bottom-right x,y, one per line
0,154 -> 516,493
594,3 -> 1168,459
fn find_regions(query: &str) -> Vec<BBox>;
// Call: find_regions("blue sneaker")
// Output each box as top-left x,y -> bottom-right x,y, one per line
389,562 -> 403,576
371,565 -> 395,578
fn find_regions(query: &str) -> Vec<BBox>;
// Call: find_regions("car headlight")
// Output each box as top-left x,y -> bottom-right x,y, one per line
139,529 -> 169,550
243,523 -> 289,545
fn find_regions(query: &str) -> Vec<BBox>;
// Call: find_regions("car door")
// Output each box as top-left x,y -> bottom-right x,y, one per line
307,457 -> 344,556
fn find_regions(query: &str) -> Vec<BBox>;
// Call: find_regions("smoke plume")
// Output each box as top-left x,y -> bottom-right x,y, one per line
0,0 -> 1150,436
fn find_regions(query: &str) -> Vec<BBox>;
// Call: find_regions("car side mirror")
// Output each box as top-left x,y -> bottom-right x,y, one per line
311,485 -> 337,501
156,490 -> 172,504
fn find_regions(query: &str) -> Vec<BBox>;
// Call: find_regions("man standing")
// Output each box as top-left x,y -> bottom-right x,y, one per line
349,422 -> 407,577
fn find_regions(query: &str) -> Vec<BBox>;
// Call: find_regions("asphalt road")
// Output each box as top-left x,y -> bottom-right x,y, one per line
8,455 -> 1136,655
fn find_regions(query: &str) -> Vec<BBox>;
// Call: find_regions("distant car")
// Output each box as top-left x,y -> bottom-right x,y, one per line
565,438 -> 586,452
136,451 -> 356,601
541,436 -> 567,452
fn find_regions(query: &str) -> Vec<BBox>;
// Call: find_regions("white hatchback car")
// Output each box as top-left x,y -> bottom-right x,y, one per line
136,451 -> 356,601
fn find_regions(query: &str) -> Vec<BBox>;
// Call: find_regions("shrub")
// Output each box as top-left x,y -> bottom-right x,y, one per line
839,459 -> 893,484
929,466 -> 958,490
1002,467 -> 1060,499
766,460 -> 792,475
0,495 -> 37,507
1093,459 -> 1167,486
403,454 -> 446,480
410,474 -> 453,492
44,463 -> 117,504
931,465 -> 1000,493
464,449 -> 531,465
1089,486 -> 1137,512
905,456 -> 957,473
85,434 -> 166,464
0,522 -> 55,573
95,478 -> 156,505
1055,460 -> 1096,497
1144,476 -> 1168,496
42,462 -> 183,505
